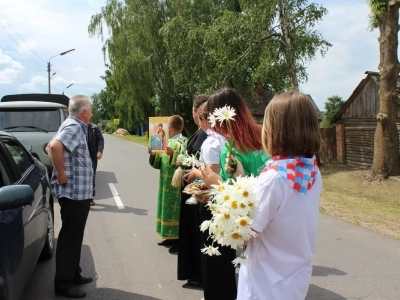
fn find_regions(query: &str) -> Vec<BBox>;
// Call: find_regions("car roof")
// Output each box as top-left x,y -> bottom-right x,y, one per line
0,131 -> 16,138
0,101 -> 67,108
1,93 -> 69,106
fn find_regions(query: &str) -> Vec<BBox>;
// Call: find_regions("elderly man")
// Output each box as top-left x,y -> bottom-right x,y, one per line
47,94 -> 94,298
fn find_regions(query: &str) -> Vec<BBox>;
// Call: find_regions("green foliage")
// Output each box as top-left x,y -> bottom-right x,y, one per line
89,0 -> 331,134
91,92 -> 110,124
104,120 -> 117,134
320,95 -> 345,128
367,0 -> 387,29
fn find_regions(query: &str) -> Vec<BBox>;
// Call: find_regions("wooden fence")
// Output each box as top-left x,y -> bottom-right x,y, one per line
319,128 -> 337,164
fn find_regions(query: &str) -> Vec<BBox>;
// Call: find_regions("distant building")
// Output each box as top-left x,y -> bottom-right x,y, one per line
334,71 -> 400,167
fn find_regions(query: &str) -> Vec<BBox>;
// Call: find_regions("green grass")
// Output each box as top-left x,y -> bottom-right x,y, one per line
107,133 -> 149,147
104,136 -> 400,240
320,164 -> 400,239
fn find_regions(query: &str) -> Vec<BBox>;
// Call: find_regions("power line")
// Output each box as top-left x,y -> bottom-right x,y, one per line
0,9 -> 46,64
0,9 -> 45,69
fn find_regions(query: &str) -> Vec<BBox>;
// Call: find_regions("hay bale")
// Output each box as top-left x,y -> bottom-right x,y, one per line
113,128 -> 130,136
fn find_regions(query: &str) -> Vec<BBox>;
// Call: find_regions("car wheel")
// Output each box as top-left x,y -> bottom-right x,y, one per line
40,205 -> 54,259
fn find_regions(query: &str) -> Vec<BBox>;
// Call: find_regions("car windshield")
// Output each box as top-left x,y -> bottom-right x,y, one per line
0,109 -> 61,132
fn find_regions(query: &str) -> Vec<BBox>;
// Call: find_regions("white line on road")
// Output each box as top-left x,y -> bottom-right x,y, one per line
108,183 -> 125,209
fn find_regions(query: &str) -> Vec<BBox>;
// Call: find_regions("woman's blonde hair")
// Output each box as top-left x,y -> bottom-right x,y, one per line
262,91 -> 321,157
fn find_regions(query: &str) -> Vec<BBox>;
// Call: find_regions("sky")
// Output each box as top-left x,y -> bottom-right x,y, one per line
0,0 -> 382,111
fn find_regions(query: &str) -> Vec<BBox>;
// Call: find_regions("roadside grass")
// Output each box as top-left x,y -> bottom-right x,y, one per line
319,164 -> 400,240
110,133 -> 400,240
109,133 -> 149,147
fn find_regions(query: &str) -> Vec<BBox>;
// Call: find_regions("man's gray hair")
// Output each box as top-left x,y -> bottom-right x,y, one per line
69,94 -> 92,116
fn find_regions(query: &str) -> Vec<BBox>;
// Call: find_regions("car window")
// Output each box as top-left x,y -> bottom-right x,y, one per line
63,108 -> 69,120
0,109 -> 61,131
3,140 -> 34,175
0,159 -> 11,187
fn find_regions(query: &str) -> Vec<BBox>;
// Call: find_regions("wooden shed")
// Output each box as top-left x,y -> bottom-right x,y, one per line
335,71 -> 400,167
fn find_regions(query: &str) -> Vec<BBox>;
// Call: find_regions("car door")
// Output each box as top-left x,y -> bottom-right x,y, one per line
0,137 -> 44,300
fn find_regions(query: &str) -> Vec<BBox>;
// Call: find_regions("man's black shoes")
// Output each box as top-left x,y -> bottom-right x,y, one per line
55,287 -> 86,298
182,280 -> 203,289
73,276 -> 93,285
168,242 -> 178,254
157,239 -> 175,246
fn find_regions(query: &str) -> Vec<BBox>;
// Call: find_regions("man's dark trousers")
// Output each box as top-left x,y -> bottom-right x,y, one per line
54,197 -> 91,291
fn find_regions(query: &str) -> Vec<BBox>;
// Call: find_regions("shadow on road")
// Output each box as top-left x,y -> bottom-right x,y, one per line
89,203 -> 149,215
306,284 -> 346,300
95,171 -> 118,200
22,243 -> 161,299
306,265 -> 347,299
84,288 -> 162,300
312,265 -> 347,276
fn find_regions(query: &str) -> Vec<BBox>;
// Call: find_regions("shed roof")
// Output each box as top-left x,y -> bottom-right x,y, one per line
334,71 -> 400,122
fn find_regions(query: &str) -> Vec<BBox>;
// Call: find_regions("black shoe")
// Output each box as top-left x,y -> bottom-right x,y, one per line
168,242 -> 178,254
90,201 -> 95,206
55,287 -> 86,298
73,276 -> 93,285
182,280 -> 203,289
157,239 -> 175,246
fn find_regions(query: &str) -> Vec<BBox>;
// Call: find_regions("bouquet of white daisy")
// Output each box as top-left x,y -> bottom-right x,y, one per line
200,175 -> 258,266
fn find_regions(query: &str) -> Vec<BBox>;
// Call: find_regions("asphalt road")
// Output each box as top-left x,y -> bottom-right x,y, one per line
22,134 -> 400,300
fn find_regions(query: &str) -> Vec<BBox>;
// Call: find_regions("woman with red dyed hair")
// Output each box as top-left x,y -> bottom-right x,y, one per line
199,87 -> 270,300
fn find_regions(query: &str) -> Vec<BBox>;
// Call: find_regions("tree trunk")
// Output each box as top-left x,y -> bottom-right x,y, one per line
278,0 -> 299,91
372,0 -> 400,178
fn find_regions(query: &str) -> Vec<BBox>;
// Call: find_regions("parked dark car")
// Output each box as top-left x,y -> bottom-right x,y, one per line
0,131 -> 55,300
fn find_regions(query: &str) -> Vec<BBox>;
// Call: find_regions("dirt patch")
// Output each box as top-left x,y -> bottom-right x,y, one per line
320,164 -> 400,240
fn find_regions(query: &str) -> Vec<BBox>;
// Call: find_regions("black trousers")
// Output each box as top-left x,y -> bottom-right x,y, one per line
92,160 -> 98,197
54,197 -> 91,290
177,191 -> 202,283
199,203 -> 237,300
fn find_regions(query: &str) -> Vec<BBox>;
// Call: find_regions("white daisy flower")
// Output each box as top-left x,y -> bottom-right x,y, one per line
200,220 -> 211,232
213,208 -> 237,231
201,245 -> 221,256
213,105 -> 236,125
236,200 -> 253,217
221,231 -> 244,249
208,113 -> 217,128
232,253 -> 247,267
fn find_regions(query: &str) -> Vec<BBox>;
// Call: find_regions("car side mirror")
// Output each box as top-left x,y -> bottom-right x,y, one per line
0,185 -> 34,211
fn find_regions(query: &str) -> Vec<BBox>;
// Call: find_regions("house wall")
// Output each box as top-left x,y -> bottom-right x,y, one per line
320,128 -> 337,164
336,123 -> 345,163
341,78 -> 380,118
342,118 -> 400,167
338,76 -> 400,167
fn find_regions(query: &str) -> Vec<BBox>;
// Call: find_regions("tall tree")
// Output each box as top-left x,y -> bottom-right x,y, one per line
368,0 -> 400,178
161,0 -> 330,99
321,95 -> 345,128
275,0 -> 331,91
89,0 -> 331,133
91,92 -> 110,124
88,0 -> 171,131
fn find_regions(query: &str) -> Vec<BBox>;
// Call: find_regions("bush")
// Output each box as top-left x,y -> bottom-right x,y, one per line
104,120 -> 117,133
